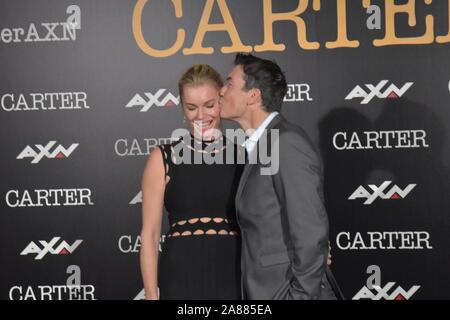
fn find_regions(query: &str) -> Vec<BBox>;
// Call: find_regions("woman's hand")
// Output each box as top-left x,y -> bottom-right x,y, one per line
327,241 -> 332,266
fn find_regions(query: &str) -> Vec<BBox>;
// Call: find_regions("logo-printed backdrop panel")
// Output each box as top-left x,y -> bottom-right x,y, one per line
1,0 -> 449,300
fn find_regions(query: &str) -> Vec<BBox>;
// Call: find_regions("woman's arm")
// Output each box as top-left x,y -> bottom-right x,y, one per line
139,147 -> 166,300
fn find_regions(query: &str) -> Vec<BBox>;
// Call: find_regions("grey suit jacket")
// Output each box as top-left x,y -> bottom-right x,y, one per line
236,114 -> 341,300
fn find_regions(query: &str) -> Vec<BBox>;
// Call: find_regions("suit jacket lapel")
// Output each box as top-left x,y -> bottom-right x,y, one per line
235,114 -> 283,212
235,160 -> 254,212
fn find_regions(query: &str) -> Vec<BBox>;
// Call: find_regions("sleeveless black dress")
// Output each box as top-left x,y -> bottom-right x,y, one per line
157,133 -> 244,300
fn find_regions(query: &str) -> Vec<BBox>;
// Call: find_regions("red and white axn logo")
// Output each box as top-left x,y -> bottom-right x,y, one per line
345,80 -> 413,104
20,237 -> 83,260
126,90 -> 179,112
349,181 -> 416,205
17,141 -> 79,164
353,265 -> 420,300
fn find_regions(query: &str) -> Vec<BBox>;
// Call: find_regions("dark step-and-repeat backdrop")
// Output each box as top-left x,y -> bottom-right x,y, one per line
1,0 -> 449,300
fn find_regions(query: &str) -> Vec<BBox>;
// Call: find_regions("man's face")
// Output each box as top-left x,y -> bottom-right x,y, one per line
219,65 -> 249,120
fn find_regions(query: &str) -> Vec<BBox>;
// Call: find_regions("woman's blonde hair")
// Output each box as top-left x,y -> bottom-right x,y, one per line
178,64 -> 223,102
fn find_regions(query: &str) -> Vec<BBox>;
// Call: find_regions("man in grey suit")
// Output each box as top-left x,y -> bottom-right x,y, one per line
219,53 -> 343,300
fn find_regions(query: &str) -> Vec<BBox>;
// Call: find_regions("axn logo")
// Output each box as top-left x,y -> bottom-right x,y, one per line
17,141 -> 79,164
349,181 -> 416,205
130,191 -> 142,205
353,265 -> 420,300
345,80 -> 413,104
134,289 -> 145,300
20,237 -> 83,260
126,90 -> 179,112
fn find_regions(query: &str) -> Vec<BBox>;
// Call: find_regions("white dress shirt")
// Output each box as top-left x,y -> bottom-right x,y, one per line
243,111 -> 279,154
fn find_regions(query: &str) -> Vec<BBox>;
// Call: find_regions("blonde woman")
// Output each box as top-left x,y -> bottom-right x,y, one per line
140,65 -> 244,300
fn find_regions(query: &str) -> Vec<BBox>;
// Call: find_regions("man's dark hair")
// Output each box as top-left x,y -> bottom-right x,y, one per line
234,53 -> 288,112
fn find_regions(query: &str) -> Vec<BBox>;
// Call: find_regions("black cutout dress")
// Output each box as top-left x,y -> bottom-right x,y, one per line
157,134 -> 244,300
